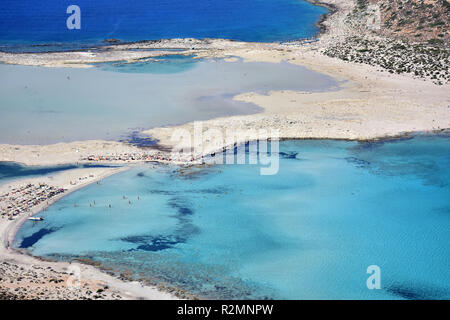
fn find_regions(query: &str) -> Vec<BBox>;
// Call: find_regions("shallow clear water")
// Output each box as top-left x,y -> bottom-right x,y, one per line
15,135 -> 450,299
0,0 -> 327,49
0,58 -> 337,145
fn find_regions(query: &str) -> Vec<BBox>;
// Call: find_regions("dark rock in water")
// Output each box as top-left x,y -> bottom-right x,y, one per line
121,234 -> 183,252
103,38 -> 120,43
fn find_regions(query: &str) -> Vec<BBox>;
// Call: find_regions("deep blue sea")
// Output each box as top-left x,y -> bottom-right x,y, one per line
0,0 -> 327,51
15,135 -> 450,299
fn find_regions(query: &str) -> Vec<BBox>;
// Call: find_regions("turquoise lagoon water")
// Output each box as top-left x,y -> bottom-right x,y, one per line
0,58 -> 337,145
0,0 -> 327,50
14,135 -> 450,299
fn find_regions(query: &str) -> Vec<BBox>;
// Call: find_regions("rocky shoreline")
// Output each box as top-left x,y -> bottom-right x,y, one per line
305,0 -> 340,34
0,167 -> 178,300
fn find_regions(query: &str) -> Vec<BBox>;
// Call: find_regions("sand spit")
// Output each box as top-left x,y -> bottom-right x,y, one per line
0,1 -> 447,166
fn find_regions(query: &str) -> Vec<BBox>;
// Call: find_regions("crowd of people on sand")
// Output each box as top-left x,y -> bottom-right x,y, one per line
0,184 -> 65,220
81,152 -> 195,163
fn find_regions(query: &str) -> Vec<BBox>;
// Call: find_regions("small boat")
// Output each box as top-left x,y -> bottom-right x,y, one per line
28,217 -> 44,221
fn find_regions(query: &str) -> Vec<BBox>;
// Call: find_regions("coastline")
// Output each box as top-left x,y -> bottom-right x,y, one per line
4,167 -> 130,250
0,166 -> 179,300
304,0 -> 339,35
0,1 -> 447,165
1,0 -> 449,300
